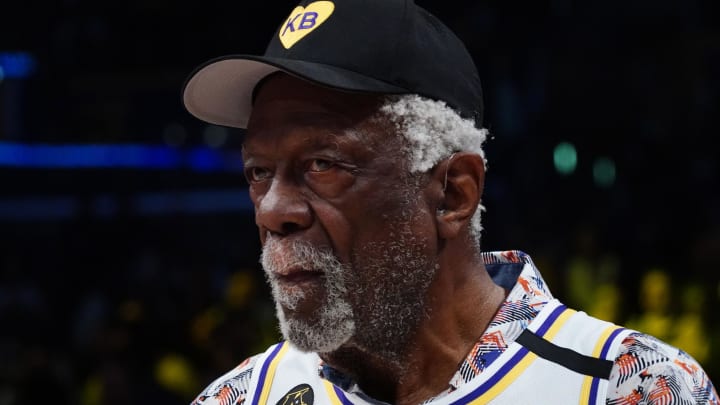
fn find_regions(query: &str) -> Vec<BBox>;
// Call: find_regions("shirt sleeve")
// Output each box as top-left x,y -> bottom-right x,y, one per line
191,354 -> 261,405
606,332 -> 719,405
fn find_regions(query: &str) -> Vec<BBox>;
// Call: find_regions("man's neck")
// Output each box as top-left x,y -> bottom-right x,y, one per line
321,260 -> 507,405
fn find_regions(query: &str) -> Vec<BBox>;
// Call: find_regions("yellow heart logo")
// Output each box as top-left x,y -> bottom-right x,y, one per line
278,1 -> 335,49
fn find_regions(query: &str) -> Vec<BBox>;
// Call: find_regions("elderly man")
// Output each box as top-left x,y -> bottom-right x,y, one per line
182,0 -> 718,404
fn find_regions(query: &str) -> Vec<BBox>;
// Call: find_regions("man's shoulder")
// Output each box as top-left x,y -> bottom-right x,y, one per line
189,342 -> 319,405
607,331 -> 719,404
190,353 -> 262,405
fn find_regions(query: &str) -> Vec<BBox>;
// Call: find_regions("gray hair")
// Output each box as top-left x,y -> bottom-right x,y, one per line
379,95 -> 489,245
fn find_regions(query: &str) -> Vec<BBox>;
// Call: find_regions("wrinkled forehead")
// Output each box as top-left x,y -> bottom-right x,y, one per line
245,73 -> 399,144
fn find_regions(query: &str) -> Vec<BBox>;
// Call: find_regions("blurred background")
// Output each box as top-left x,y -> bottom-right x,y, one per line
1,0 -> 719,403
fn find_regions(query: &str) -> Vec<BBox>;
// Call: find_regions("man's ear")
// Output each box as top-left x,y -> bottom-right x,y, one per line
431,152 -> 485,240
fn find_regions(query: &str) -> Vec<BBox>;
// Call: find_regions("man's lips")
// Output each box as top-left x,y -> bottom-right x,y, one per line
273,267 -> 324,284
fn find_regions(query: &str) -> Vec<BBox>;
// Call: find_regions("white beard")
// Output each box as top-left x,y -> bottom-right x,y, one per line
260,201 -> 436,360
261,237 -> 355,353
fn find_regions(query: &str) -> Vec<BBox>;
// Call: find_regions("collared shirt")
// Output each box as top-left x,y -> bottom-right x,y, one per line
192,250 -> 719,405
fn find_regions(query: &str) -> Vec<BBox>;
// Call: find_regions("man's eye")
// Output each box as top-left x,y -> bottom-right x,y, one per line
245,167 -> 272,182
308,159 -> 334,172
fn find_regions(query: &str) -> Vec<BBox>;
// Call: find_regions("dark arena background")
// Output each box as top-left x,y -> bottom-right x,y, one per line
1,0 -> 719,403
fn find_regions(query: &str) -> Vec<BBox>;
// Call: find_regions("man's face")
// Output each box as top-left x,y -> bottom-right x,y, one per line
244,74 -> 439,357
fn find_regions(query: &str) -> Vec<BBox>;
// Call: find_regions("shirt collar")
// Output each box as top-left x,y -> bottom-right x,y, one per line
319,250 -> 554,402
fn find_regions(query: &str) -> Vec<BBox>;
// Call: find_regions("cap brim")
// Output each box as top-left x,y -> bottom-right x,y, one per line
182,55 -> 410,129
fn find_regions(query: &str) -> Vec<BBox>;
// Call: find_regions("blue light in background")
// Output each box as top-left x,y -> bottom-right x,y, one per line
0,197 -> 77,221
0,52 -> 36,79
189,147 -> 224,172
0,189 -> 253,221
133,190 -> 253,216
0,142 -> 243,172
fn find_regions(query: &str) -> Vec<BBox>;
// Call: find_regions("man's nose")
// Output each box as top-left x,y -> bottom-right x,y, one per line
255,177 -> 312,236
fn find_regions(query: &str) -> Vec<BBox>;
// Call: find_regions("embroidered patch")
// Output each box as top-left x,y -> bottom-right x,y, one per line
278,1 -> 335,49
276,383 -> 314,405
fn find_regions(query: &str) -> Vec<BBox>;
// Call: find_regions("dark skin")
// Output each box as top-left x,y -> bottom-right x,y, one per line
244,73 -> 506,405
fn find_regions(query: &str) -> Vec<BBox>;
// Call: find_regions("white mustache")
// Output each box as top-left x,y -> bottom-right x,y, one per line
260,237 -> 340,279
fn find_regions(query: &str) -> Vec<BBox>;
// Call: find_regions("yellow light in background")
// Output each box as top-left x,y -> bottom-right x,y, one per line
154,353 -> 199,400
225,271 -> 255,309
81,375 -> 103,405
640,269 -> 670,312
593,157 -> 616,187
588,283 -> 621,323
191,307 -> 225,346
553,142 -> 577,175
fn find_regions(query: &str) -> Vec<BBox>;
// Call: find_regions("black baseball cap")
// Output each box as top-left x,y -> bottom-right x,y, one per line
182,0 -> 483,129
